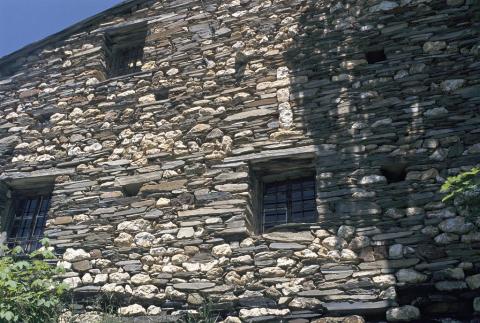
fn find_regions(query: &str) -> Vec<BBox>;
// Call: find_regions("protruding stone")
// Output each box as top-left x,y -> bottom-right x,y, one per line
386,306 -> 420,322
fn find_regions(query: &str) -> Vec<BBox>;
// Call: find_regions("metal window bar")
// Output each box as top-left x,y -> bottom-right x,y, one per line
109,45 -> 143,77
7,195 -> 51,253
262,177 -> 317,232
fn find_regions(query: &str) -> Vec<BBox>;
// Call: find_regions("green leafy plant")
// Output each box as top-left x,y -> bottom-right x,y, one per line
440,167 -> 480,219
0,238 -> 68,322
183,301 -> 220,323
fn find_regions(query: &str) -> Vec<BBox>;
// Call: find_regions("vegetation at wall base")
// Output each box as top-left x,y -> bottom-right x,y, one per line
0,238 -> 68,323
441,167 -> 480,220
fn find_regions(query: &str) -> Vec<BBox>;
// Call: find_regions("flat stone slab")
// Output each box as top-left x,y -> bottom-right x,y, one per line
358,258 -> 419,270
324,300 -> 392,314
372,231 -> 413,241
223,145 -> 335,163
115,171 -> 163,187
263,231 -> 314,243
173,282 -> 215,290
140,179 -> 187,193
298,289 -> 343,297
178,207 -> 243,218
224,108 -> 276,122
269,242 -> 306,250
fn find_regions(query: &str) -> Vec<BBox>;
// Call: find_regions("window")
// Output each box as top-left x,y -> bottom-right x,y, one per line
154,87 -> 169,101
381,163 -> 407,183
262,176 -> 317,232
365,49 -> 386,64
105,23 -> 147,78
6,191 -> 52,253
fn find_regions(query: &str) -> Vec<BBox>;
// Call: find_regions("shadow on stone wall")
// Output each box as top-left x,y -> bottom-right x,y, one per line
283,0 -> 478,320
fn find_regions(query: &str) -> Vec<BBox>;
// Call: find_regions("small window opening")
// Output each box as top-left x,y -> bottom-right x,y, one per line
154,87 -> 169,101
0,61 -> 22,79
6,188 -> 53,253
262,176 -> 317,232
105,23 -> 147,78
122,184 -> 142,197
381,164 -> 407,183
365,49 -> 386,64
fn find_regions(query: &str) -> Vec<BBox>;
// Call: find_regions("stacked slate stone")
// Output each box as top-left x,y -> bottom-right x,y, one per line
0,0 -> 479,321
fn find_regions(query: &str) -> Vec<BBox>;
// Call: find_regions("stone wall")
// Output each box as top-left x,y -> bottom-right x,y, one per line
0,0 -> 479,321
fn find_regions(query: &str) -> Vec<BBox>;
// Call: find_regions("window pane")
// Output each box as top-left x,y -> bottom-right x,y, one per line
8,194 -> 51,252
262,175 -> 317,231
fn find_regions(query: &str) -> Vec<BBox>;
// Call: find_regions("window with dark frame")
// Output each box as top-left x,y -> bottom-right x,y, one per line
262,176 -> 317,232
7,192 -> 52,253
365,49 -> 386,64
105,23 -> 147,78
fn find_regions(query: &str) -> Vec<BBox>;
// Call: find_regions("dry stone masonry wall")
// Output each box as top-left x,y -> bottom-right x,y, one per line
0,0 -> 479,321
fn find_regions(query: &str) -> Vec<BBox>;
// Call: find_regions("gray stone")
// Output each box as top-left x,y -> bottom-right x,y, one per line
173,282 -> 215,291
466,274 -> 480,290
386,306 -> 420,322
395,269 -> 427,284
263,231 -> 314,243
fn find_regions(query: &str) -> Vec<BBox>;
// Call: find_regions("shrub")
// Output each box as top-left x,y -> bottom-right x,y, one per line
440,166 -> 480,220
0,238 -> 68,322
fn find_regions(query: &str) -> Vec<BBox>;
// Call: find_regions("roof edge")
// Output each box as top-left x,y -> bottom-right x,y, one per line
0,0 -> 146,66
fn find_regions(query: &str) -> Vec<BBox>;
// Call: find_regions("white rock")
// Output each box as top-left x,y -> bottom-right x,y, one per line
114,232 -> 133,247
360,175 -> 387,185
423,41 -> 446,53
117,219 -> 151,232
147,305 -> 162,315
94,274 -> 108,285
396,269 -> 427,283
349,236 -> 371,250
131,273 -> 151,285
289,297 -> 322,309
322,236 -> 348,250
424,107 -> 448,118
118,304 -> 146,317
156,198 -> 170,207
63,248 -> 90,262
177,227 -> 195,239
337,225 -> 355,240
138,94 -> 156,104
134,232 -> 155,248
370,1 -> 399,12
166,68 -> 179,76
389,244 -> 404,259
133,285 -> 159,299
63,277 -> 82,289
439,217 -> 474,234
466,274 -> 480,290
474,297 -> 480,312
212,244 -> 232,257
386,305 -> 420,322
340,249 -> 358,260
373,274 -> 396,287
441,79 -> 465,92
239,308 -> 290,319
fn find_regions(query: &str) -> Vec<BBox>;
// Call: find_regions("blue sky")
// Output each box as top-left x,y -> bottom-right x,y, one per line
0,0 -> 124,58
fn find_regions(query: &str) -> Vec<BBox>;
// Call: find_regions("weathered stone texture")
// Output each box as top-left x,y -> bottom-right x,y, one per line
0,0 -> 479,321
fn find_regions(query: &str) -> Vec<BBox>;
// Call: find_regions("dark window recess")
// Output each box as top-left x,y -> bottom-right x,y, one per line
365,49 -> 386,64
154,87 -> 169,101
0,60 -> 22,78
7,193 -> 52,253
105,24 -> 147,78
262,176 -> 317,232
381,164 -> 407,183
